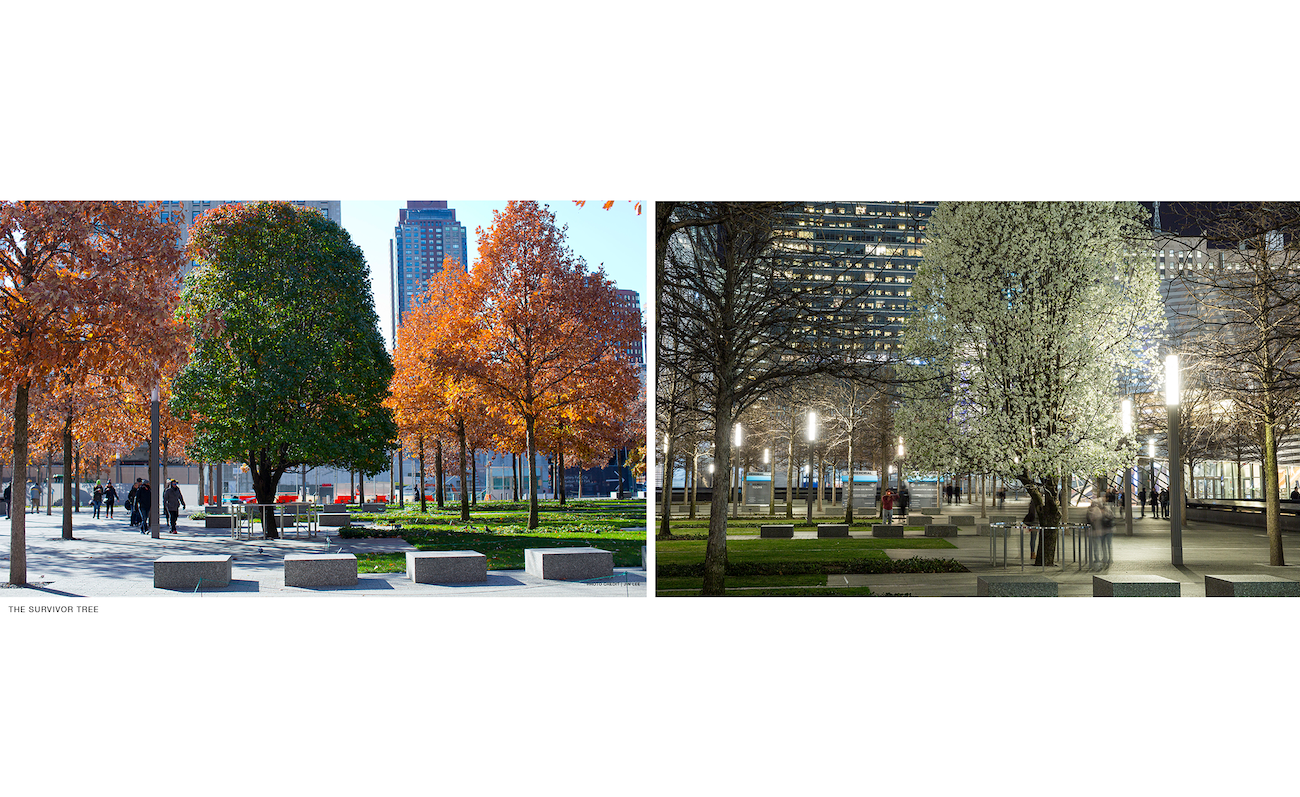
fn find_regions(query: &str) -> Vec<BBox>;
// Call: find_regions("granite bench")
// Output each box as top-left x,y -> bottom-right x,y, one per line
977,575 -> 1058,596
406,551 -> 487,584
154,555 -> 233,590
1204,574 -> 1300,597
872,524 -> 905,538
204,515 -> 234,528
524,547 -> 614,581
318,512 -> 351,528
759,524 -> 794,538
947,515 -> 976,526
360,503 -> 388,513
1093,575 -> 1181,597
817,523 -> 849,538
910,515 -> 933,526
920,507 -> 941,515
284,553 -> 358,587
924,524 -> 958,537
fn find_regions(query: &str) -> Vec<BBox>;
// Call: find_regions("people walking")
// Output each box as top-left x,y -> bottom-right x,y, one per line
1138,488 -> 1147,518
126,478 -> 143,527
898,486 -> 910,521
136,479 -> 152,534
3,482 -> 9,519
162,479 -> 186,534
92,481 -> 104,519
1150,488 -> 1161,518
1085,497 -> 1114,570
104,481 -> 118,519
29,481 -> 40,514
1160,487 -> 1170,519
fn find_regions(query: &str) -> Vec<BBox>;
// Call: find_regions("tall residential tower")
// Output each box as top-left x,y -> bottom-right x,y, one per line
390,201 -> 470,338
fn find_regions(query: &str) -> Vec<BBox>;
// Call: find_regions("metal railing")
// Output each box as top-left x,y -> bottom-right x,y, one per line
229,503 -> 320,541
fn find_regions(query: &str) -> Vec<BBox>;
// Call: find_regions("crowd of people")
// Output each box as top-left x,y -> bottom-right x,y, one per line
0,476 -> 187,533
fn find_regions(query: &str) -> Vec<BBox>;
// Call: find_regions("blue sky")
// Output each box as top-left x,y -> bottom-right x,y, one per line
339,200 -> 647,349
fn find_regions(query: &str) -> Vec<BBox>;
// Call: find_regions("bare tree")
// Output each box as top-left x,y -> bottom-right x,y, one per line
659,203 -> 897,594
1163,202 -> 1300,565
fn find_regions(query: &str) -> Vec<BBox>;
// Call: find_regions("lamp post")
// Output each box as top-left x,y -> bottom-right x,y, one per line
897,437 -> 905,493
1122,398 -> 1134,536
806,410 -> 817,523
149,385 -> 160,540
1167,354 -> 1183,565
732,423 -> 742,520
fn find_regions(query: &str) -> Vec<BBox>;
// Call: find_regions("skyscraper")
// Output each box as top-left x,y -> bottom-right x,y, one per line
152,200 -> 341,277
390,201 -> 470,338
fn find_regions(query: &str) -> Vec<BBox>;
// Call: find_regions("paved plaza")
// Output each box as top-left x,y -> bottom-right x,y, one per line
0,510 -> 645,598
673,498 -> 1300,596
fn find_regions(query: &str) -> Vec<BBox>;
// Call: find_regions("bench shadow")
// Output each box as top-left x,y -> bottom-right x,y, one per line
414,572 -> 528,588
154,579 -> 262,594
291,576 -> 397,591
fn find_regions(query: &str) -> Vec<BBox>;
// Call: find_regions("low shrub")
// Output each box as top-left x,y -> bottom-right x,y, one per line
657,556 -> 967,578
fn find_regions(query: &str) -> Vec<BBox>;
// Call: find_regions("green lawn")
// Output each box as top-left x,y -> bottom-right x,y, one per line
340,499 -> 646,571
655,537 -> 963,595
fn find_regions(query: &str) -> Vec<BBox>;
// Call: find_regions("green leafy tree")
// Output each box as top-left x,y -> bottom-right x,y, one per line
170,202 -> 397,538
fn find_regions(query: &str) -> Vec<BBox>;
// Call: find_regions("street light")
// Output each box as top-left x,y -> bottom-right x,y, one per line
149,385 -> 160,540
1166,354 -> 1183,565
1122,397 -> 1134,536
806,410 -> 817,522
732,423 -> 742,519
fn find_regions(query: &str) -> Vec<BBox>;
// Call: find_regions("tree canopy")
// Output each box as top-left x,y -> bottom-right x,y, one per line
896,201 -> 1164,564
170,202 -> 396,536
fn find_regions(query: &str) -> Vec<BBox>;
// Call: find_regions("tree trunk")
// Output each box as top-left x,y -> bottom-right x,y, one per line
785,413 -> 795,519
435,440 -> 445,509
74,444 -> 81,512
689,450 -> 698,519
418,435 -> 428,513
845,434 -> 855,524
62,417 -> 74,539
704,396 -> 733,596
525,415 -> 540,529
9,383 -> 30,585
1264,418 -> 1284,565
249,455 -> 282,539
768,435 -> 776,518
661,433 -> 675,538
457,417 -> 470,522
512,453 -> 519,502
1023,476 -> 1062,566
471,448 -> 478,508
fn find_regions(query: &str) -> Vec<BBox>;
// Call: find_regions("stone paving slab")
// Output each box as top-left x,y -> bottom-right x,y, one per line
0,512 -> 644,598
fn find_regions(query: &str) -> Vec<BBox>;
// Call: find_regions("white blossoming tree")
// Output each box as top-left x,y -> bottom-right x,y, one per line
896,202 -> 1165,565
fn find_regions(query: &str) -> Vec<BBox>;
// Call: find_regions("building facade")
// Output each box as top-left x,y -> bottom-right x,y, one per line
390,201 -> 470,338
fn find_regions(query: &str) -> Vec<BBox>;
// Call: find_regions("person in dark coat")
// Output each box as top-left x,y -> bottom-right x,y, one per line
127,478 -> 143,527
162,479 -> 186,534
1138,488 -> 1147,518
92,481 -> 104,519
3,482 -> 10,519
104,482 -> 118,519
1159,487 -> 1170,518
136,480 -> 152,533
1150,488 -> 1161,517
898,486 -> 910,521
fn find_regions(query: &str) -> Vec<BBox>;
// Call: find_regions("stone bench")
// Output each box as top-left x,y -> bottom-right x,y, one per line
920,507 -> 941,515
1205,574 -> 1300,597
817,523 -> 849,538
406,551 -> 487,584
203,504 -> 229,514
872,524 -> 905,538
989,515 -> 1021,525
318,512 -> 351,528
154,555 -> 233,590
910,515 -> 933,526
360,503 -> 388,513
204,515 -> 234,528
284,554 -> 358,587
524,547 -> 614,581
1093,575 -> 1181,597
947,515 -> 976,526
759,524 -> 794,538
924,524 -> 958,537
977,575 -> 1058,597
